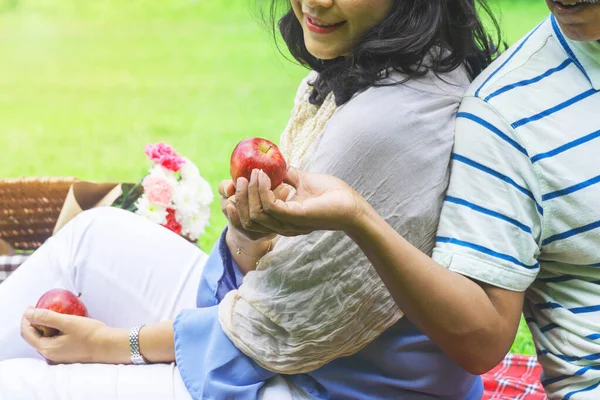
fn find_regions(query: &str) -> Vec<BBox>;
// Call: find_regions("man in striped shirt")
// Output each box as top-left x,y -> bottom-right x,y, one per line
433,1 -> 600,398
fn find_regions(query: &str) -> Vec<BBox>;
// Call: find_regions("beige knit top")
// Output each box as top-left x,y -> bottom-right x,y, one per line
278,71 -> 337,170
219,68 -> 470,374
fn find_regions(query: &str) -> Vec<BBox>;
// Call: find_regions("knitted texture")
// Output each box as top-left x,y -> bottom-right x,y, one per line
279,72 -> 337,170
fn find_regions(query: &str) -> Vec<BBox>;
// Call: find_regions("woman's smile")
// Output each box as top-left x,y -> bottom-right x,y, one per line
305,15 -> 347,34
291,0 -> 393,59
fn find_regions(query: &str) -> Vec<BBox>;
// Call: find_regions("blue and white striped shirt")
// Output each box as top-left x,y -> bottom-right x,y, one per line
432,15 -> 600,399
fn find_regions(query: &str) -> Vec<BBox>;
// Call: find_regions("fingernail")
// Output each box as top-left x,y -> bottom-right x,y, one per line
24,309 -> 34,319
237,178 -> 243,188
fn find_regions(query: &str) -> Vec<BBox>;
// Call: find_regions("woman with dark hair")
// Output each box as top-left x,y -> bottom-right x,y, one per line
0,0 -> 502,399
226,2 -> 600,398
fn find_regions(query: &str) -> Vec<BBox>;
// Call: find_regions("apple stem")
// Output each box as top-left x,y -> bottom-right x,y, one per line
78,292 -> 82,298
267,145 -> 273,152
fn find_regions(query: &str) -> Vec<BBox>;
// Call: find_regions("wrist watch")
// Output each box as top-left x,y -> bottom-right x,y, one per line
129,324 -> 148,365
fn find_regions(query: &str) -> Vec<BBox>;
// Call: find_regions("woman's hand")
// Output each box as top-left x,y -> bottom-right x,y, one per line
21,307 -> 124,364
246,168 -> 364,236
218,179 -> 290,241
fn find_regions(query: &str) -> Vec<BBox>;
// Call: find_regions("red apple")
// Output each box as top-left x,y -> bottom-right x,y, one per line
33,289 -> 88,337
230,138 -> 287,189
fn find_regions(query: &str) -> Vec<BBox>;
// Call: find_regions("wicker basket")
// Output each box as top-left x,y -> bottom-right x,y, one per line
0,177 -> 77,251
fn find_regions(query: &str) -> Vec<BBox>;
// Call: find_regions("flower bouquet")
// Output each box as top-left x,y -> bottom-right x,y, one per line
115,143 -> 213,242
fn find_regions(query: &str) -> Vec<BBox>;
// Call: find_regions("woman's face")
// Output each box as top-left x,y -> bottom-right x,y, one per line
291,0 -> 394,60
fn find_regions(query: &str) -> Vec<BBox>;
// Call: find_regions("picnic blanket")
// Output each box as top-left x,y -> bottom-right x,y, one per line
482,354 -> 547,399
0,254 -> 29,284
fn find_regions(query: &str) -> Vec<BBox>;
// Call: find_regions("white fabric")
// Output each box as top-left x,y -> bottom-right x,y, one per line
432,16 -> 600,399
0,208 -> 297,400
278,71 -> 336,170
219,68 -> 471,374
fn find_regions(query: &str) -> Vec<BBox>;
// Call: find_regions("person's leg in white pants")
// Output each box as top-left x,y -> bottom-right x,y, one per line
0,207 -> 203,400
0,208 -> 298,400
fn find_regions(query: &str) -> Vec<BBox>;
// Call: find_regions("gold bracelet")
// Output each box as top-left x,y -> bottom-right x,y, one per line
228,233 -> 273,266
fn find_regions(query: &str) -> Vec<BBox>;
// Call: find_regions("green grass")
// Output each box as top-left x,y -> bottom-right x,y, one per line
0,0 -> 550,355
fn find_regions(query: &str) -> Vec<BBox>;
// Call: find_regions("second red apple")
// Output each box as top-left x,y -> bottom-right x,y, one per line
230,138 -> 287,190
33,289 -> 89,337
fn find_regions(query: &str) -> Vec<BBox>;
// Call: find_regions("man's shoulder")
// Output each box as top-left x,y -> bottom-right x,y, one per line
465,17 -> 557,100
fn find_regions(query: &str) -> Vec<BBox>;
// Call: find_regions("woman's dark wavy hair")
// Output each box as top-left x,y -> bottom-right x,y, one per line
261,0 -> 504,106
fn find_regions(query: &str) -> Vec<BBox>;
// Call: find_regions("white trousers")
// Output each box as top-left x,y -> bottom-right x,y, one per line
0,208 -> 296,400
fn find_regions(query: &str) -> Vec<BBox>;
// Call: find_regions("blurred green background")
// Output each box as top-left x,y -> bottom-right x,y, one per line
0,0 -> 550,355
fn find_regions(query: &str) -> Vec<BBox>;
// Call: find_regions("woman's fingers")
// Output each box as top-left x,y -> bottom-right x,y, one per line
283,167 -> 302,188
247,170 -> 286,232
220,195 -> 233,217
234,169 -> 309,236
20,310 -> 42,348
235,173 -> 271,234
273,184 -> 291,202
219,179 -> 237,221
256,171 -> 310,236
247,170 -> 266,222
218,180 -> 236,198
235,176 -> 253,229
23,308 -> 71,331
20,314 -> 62,362
225,201 -> 242,228
224,177 -> 271,240
258,171 -> 300,220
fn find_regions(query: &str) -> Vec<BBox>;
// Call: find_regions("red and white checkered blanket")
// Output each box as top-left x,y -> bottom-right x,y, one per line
482,354 -> 547,399
0,254 -> 29,284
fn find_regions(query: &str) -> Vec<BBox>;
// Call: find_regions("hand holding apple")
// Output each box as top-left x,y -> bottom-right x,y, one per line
245,167 -> 363,235
32,289 -> 88,337
21,298 -> 118,365
224,137 -> 290,243
219,177 -> 291,242
230,138 -> 287,190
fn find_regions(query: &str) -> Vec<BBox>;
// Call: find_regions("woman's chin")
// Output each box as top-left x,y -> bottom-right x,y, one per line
305,45 -> 343,62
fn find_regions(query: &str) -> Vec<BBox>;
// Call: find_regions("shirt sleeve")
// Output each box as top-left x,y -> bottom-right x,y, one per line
173,230 -> 277,400
432,96 -> 543,292
218,79 -> 464,374
174,307 -> 276,399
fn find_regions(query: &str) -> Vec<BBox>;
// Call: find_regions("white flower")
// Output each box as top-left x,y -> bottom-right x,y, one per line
172,184 -> 201,219
136,154 -> 212,241
135,195 -> 168,225
179,208 -> 211,241
173,180 -> 213,214
179,158 -> 200,182
193,178 -> 214,206
148,165 -> 178,189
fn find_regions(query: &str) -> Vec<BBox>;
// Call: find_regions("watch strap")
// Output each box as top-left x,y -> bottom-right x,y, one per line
129,324 -> 147,365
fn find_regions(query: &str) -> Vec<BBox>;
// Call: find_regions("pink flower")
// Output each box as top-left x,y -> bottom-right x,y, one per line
142,175 -> 174,207
144,143 -> 185,172
163,208 -> 182,235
